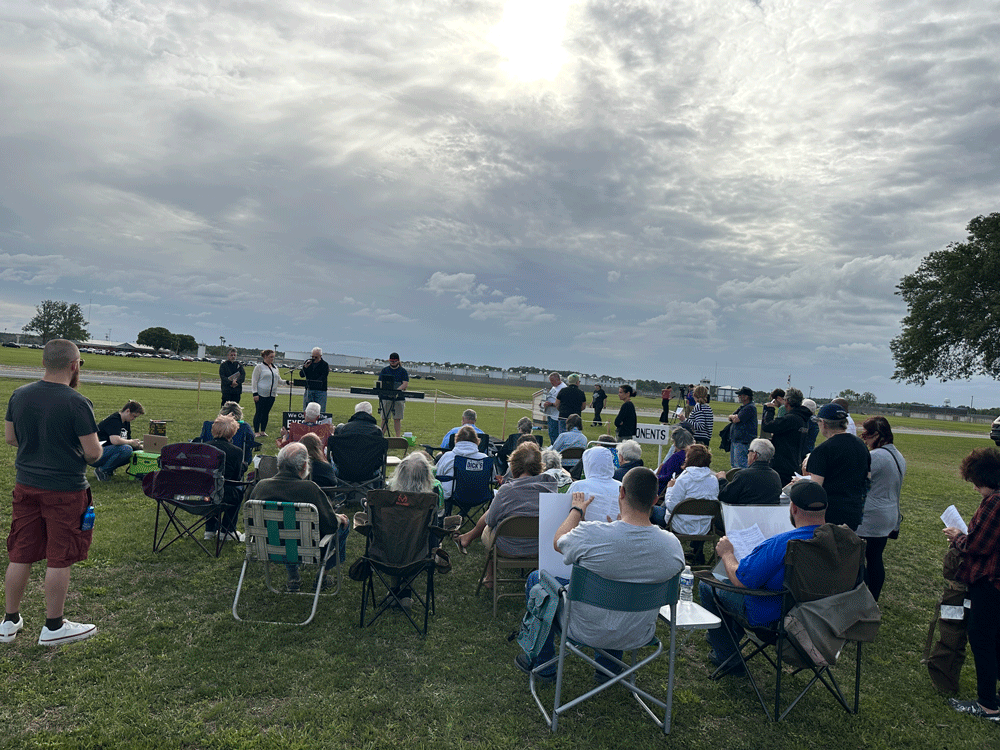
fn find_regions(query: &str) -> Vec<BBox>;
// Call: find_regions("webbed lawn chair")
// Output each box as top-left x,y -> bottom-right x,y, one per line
232,499 -> 340,626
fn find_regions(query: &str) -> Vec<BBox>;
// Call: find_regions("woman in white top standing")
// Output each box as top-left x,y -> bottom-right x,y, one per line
251,349 -> 285,437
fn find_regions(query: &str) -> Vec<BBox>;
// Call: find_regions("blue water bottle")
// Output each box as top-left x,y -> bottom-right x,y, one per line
81,505 -> 95,531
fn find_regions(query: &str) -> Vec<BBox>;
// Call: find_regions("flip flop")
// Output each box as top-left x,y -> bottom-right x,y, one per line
453,534 -> 469,555
434,548 -> 452,573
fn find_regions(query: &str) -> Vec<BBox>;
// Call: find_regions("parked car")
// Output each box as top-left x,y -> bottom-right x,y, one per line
990,416 -> 1000,446
2,341 -> 19,348
426,376 -> 436,380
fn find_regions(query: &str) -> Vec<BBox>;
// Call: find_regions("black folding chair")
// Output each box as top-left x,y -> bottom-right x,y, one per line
699,524 -> 880,721
326,431 -> 387,507
356,490 -> 447,636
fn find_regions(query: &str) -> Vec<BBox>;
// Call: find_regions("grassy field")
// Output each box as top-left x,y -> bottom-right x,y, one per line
1,376 -> 999,749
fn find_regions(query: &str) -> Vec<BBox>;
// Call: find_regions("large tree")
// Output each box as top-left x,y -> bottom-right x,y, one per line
23,300 -> 89,343
137,326 -> 176,350
175,334 -> 197,353
891,213 -> 1000,385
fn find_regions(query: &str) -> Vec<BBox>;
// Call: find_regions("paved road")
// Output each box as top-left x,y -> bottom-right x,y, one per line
0,366 -> 990,440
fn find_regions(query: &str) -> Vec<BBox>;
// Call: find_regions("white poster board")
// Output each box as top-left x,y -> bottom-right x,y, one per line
721,503 -> 793,541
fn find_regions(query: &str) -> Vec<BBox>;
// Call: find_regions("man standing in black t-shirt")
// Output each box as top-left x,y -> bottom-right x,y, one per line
378,352 -> 409,437
92,400 -> 145,481
806,402 -> 871,529
3,339 -> 103,646
555,374 -> 587,434
219,348 -> 245,406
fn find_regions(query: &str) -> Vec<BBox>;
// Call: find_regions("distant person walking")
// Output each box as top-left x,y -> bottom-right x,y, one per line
3,339 -> 102,646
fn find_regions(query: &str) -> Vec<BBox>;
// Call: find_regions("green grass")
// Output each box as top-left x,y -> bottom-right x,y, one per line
2,377 -> 999,749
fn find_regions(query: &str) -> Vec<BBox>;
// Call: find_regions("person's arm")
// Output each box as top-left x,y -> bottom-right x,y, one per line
80,432 -> 103,465
5,420 -> 17,447
251,364 -> 261,399
715,536 -> 745,587
219,363 -> 227,384
237,364 -> 245,386
554,492 -> 594,551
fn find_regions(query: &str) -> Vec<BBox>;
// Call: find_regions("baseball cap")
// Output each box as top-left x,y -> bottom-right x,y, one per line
789,481 -> 828,511
817,403 -> 848,421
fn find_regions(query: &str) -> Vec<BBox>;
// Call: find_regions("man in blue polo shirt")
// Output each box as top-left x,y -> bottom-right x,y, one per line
698,481 -> 829,674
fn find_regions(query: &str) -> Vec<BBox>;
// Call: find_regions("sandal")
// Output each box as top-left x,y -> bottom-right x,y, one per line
434,548 -> 452,574
453,534 -> 469,555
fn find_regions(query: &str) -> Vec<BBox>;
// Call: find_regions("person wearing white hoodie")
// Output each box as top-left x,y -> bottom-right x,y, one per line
435,425 -> 490,507
566,446 -> 622,523
658,443 -> 719,536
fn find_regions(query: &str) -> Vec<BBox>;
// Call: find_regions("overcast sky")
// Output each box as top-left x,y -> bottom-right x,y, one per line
1,1 -> 998,407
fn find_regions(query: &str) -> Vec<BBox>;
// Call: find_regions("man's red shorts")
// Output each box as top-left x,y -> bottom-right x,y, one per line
7,484 -> 93,567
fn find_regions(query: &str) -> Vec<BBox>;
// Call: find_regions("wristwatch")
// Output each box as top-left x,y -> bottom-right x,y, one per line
570,506 -> 584,516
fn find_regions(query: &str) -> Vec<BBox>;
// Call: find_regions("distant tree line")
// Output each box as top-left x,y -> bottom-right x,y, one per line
136,327 -> 197,353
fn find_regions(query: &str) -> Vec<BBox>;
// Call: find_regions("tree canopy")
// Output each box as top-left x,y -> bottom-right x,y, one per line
891,213 -> 1000,385
137,327 -> 198,353
23,300 -> 89,343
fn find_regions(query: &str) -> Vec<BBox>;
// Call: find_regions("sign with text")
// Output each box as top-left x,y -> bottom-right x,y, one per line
634,423 -> 673,445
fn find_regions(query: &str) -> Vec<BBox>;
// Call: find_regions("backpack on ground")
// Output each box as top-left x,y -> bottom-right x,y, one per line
512,571 -> 562,663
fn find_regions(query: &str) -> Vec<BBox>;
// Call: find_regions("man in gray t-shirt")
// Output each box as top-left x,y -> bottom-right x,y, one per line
516,467 -> 685,677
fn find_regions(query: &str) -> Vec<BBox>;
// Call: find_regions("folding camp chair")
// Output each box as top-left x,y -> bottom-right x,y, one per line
529,565 -> 681,734
440,454 -> 495,531
664,497 -> 723,571
699,524 -> 880,721
232,499 -> 340,626
476,514 -> 539,617
142,443 -> 228,557
356,490 -> 446,636
326,431 -> 387,507
385,436 -> 410,475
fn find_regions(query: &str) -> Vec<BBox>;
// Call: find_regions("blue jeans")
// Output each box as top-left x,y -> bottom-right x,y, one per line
303,390 -> 327,413
547,417 -> 560,446
698,579 -> 747,665
92,444 -> 133,475
730,441 -> 750,469
524,570 -> 622,675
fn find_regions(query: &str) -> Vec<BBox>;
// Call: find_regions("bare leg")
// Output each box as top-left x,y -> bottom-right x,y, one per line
4,562 -> 32,614
457,516 -> 488,550
43,566 -> 72,619
393,419 -> 402,438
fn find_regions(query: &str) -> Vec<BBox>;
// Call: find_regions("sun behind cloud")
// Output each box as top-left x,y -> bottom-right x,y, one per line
488,0 -> 573,82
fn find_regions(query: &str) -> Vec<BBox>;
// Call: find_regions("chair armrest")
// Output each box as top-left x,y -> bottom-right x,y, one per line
318,533 -> 336,548
695,570 -> 783,599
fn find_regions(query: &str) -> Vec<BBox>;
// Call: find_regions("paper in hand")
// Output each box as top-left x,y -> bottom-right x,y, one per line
941,505 -> 968,535
727,523 -> 766,561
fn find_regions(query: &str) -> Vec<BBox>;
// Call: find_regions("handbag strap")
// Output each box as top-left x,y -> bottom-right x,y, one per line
879,446 -> 903,478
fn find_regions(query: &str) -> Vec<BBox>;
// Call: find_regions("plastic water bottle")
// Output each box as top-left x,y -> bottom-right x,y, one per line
81,505 -> 95,531
679,564 -> 694,603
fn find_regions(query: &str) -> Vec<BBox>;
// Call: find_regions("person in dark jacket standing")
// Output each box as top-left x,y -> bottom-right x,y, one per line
592,385 -> 607,426
760,387 -> 811,486
219,348 -> 245,407
614,384 -> 638,440
728,386 -> 758,469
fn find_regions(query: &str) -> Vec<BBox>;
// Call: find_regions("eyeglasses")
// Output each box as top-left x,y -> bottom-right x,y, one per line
77,358 -> 85,367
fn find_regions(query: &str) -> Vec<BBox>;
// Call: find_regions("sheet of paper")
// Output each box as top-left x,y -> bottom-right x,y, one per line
941,505 -> 968,534
727,523 -> 766,561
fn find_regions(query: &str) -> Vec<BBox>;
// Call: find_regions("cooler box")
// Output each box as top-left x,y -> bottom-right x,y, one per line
127,450 -> 160,481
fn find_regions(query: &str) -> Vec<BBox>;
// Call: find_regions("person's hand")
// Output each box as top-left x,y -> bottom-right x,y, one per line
715,471 -> 727,480
571,491 -> 594,514
716,536 -> 734,558
253,394 -> 260,402
943,527 -> 962,543
337,513 -> 349,528
666,478 -> 676,488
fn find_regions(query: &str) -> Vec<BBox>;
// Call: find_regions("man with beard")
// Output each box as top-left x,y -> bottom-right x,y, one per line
3,339 -> 102,646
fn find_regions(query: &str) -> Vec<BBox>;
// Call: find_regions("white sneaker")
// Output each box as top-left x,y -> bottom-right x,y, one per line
219,531 -> 245,543
38,619 -> 97,646
203,530 -> 217,541
0,616 -> 24,643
